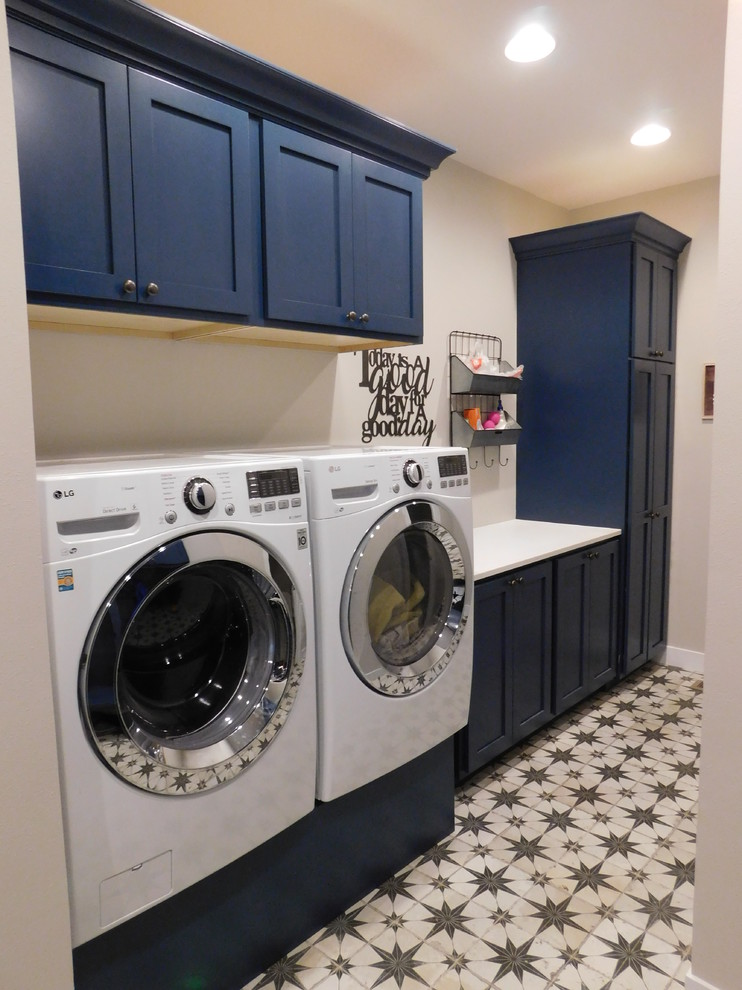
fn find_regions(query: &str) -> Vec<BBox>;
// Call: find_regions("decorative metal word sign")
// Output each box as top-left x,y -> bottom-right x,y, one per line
359,349 -> 435,445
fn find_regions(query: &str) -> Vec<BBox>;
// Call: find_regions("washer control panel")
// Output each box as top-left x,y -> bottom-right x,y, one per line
245,466 -> 302,516
37,455 -> 307,561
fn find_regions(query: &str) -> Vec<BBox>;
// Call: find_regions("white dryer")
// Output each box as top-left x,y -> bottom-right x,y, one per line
37,454 -> 316,946
302,446 -> 474,802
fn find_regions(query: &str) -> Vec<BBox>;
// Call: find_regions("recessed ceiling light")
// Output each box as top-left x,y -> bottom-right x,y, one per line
505,24 -> 556,63
631,123 -> 671,146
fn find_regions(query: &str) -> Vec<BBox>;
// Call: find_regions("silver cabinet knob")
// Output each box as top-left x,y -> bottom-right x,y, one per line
346,310 -> 357,322
146,282 -> 160,297
360,313 -> 369,323
123,279 -> 136,294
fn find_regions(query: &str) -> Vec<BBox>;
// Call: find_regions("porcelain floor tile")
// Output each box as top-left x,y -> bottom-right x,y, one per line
243,663 -> 701,990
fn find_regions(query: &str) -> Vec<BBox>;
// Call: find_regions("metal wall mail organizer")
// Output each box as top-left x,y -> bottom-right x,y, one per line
449,330 -> 522,467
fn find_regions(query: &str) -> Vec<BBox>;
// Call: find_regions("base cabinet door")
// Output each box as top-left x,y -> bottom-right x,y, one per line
510,562 -> 553,740
457,561 -> 552,779
460,580 -> 510,774
554,540 -> 619,715
587,541 -> 621,689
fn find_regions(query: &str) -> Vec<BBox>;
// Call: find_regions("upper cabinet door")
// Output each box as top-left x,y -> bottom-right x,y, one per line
9,20 -> 136,299
127,70 -> 254,315
262,121 -> 355,326
633,245 -> 678,361
352,158 -> 423,338
262,121 -> 423,339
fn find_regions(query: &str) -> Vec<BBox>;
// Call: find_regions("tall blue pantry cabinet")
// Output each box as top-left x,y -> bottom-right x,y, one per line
510,213 -> 691,676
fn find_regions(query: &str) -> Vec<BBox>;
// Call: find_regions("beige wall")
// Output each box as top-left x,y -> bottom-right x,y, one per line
0,5 -> 74,988
687,1 -> 742,987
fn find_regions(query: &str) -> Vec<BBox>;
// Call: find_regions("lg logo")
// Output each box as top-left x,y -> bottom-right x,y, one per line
53,489 -> 75,499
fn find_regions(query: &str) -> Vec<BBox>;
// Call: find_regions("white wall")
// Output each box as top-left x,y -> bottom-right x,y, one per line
0,4 -> 74,987
572,177 -> 719,664
686,1 -> 742,987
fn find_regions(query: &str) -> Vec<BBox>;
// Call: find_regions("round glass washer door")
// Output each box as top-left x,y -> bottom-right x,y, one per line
341,500 -> 472,696
80,530 -> 305,796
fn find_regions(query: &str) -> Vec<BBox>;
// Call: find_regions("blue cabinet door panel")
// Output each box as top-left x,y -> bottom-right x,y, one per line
262,121 -> 354,325
515,242 -> 632,528
464,579 -> 511,768
353,159 -> 422,337
587,541 -> 620,688
632,245 -> 678,361
9,20 -> 136,299
553,553 -> 589,713
511,562 -> 553,738
128,70 -> 254,314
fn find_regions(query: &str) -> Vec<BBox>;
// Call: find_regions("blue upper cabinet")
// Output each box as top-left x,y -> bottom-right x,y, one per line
632,244 -> 678,361
7,0 -> 452,345
9,21 -> 255,318
263,122 -> 423,340
9,21 -> 136,301
262,124 -> 355,327
128,70 -> 253,314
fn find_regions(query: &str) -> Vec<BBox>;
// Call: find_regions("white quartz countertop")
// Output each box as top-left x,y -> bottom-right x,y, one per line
473,519 -> 621,580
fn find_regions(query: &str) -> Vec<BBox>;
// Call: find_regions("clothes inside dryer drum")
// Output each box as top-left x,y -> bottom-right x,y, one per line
367,528 -> 453,667
342,500 -> 469,696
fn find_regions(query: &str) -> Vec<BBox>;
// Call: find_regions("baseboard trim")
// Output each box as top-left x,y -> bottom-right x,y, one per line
664,645 -> 704,674
685,969 -> 722,990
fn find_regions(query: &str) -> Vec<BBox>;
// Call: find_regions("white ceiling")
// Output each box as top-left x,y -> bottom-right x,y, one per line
152,0 -> 728,209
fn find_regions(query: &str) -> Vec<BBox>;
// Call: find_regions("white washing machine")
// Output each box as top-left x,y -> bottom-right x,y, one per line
301,446 -> 474,802
37,454 -> 316,946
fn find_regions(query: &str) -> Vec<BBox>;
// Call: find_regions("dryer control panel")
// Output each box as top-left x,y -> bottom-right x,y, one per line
303,446 -> 470,519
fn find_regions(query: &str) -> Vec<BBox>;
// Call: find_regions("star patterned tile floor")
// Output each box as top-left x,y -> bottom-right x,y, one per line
246,663 -> 701,990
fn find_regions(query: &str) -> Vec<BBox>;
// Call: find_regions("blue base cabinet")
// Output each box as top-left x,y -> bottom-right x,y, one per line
510,214 -> 690,676
553,539 -> 620,714
262,122 -> 423,339
458,561 -> 553,778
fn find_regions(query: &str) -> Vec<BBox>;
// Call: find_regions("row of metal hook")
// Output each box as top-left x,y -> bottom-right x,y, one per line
469,447 -> 509,469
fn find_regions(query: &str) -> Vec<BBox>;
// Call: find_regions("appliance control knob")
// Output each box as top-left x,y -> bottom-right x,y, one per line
183,477 -> 217,514
403,459 -> 423,488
